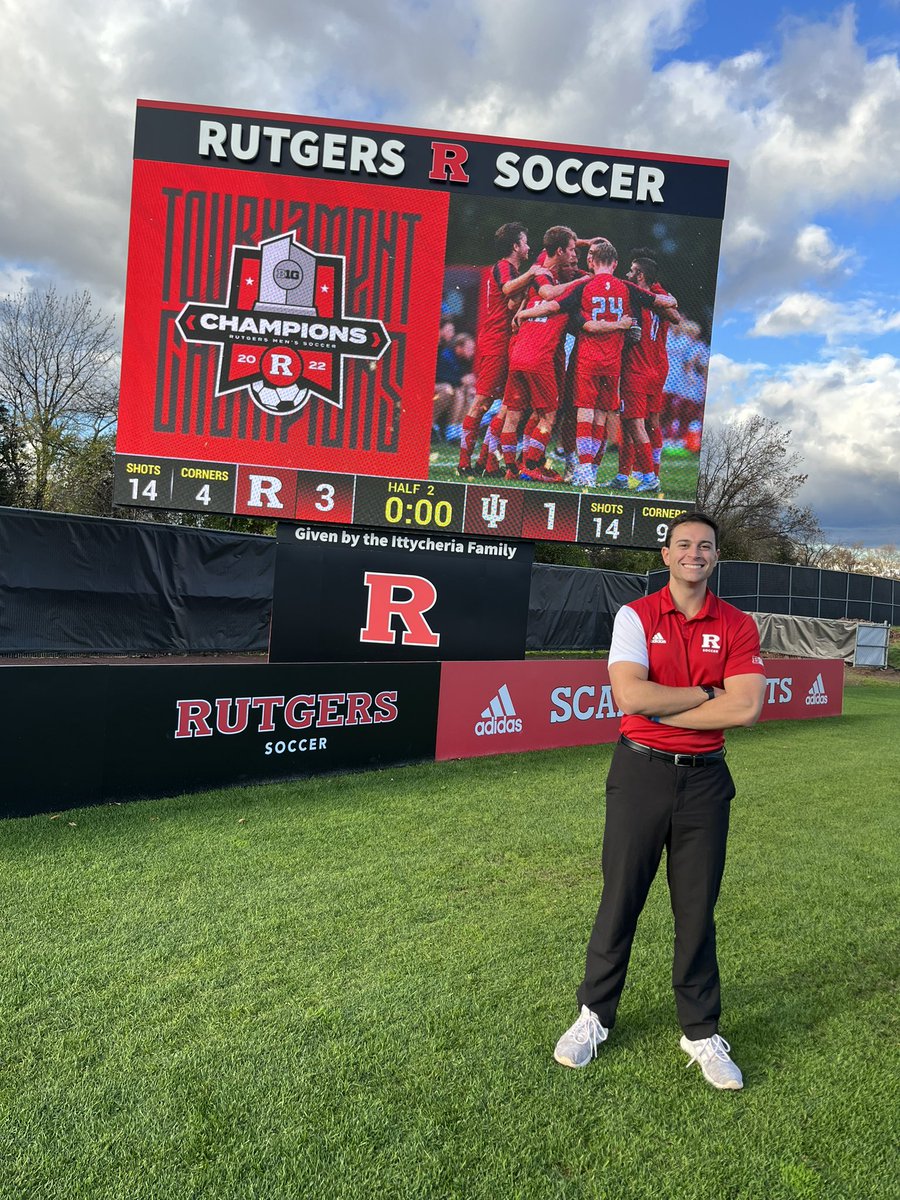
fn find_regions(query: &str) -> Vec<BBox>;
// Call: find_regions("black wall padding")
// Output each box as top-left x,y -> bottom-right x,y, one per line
648,562 -> 900,625
0,508 -> 275,654
5,508 -> 894,657
527,564 -> 645,651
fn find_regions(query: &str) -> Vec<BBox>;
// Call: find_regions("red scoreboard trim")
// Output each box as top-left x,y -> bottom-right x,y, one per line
136,98 -> 729,170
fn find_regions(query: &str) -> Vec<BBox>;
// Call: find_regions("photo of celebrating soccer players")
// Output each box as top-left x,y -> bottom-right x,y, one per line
429,196 -> 720,502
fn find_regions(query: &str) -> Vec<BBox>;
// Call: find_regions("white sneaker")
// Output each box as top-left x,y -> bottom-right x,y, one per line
554,1005 -> 608,1068
680,1033 -> 744,1090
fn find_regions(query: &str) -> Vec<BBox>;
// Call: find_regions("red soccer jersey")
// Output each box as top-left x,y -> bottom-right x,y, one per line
609,585 -> 765,753
508,276 -> 583,373
622,281 -> 671,387
476,258 -> 517,356
572,273 -> 632,373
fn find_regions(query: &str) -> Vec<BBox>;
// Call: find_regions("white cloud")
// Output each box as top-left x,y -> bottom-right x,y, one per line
707,349 -> 900,544
750,292 -> 900,340
0,1 -> 897,313
794,224 -> 854,275
707,353 -> 768,392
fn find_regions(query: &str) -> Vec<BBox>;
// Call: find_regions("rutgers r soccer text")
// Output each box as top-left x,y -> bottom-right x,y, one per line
197,121 -> 666,204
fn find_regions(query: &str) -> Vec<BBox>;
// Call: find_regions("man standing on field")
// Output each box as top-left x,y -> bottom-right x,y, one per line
554,512 -> 766,1089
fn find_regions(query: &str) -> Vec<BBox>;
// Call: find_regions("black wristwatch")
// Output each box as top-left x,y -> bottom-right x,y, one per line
699,685 -> 716,702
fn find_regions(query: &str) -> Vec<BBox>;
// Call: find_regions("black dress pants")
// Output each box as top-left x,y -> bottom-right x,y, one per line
577,740 -> 736,1039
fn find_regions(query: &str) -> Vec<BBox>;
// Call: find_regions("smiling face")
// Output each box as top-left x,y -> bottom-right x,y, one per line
661,520 -> 719,586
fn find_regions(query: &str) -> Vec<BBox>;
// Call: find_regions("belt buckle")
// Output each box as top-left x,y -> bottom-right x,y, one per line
674,753 -> 695,767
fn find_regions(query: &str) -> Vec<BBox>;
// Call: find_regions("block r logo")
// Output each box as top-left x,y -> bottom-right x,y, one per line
359,571 -> 440,647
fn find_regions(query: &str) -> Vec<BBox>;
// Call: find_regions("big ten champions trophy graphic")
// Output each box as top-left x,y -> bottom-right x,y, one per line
175,232 -> 390,419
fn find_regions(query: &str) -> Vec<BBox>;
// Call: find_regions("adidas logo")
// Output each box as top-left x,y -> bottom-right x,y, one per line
651,633 -> 667,644
805,673 -> 829,706
474,683 -> 523,736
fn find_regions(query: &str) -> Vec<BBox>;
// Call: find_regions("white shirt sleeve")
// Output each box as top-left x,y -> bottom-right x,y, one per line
608,605 -> 649,668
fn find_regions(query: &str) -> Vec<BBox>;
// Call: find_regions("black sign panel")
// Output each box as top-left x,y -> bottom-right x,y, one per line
133,102 -> 728,219
269,524 -> 534,662
0,662 -> 440,819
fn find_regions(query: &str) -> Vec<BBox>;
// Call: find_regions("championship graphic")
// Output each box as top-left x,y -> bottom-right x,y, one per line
175,232 -> 390,418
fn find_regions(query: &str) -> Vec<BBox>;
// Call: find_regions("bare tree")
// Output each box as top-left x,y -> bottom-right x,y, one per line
0,401 -> 27,506
816,543 -> 900,580
0,287 -> 119,511
696,412 -> 822,561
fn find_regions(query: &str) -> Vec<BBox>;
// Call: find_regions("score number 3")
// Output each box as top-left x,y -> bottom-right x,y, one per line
314,483 -> 335,512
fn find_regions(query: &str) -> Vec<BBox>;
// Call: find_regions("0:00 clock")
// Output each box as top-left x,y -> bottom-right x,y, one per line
385,496 -> 454,528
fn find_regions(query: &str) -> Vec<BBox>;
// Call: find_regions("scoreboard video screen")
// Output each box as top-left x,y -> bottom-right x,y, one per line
115,100 -> 728,547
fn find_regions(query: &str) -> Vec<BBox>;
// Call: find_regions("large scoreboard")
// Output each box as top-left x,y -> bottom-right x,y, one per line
115,101 -> 728,547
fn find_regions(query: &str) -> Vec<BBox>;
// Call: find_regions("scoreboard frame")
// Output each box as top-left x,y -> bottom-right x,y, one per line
114,100 -> 727,548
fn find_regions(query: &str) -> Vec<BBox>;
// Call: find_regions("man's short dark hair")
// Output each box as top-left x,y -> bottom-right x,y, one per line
629,248 -> 659,284
495,222 -> 527,256
665,511 -> 719,548
543,225 -> 576,256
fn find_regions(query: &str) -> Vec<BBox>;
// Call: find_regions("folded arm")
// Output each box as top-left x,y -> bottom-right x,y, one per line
659,673 -> 765,730
609,660 -> 765,729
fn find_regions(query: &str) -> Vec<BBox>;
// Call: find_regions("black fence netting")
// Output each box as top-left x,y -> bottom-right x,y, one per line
0,508 -> 275,654
3,509 -> 896,657
527,564 -> 644,651
648,562 -> 900,626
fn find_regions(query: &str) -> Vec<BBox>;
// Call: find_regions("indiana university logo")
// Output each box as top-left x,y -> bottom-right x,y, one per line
176,233 -> 390,416
481,494 -> 508,530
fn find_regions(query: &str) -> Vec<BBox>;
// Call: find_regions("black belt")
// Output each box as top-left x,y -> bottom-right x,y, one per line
619,734 -> 726,767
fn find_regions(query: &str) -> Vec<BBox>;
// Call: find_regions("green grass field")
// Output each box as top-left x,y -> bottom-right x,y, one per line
429,434 -> 700,501
1,683 -> 897,1200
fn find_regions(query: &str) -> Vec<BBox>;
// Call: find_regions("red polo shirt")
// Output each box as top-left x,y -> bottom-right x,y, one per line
610,585 -> 765,753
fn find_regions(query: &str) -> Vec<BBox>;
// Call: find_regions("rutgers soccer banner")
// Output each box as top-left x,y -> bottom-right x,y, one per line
435,657 -> 844,761
0,661 -> 440,819
113,100 -> 728,548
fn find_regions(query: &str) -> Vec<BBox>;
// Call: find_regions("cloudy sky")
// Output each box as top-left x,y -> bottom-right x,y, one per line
1,0 -> 898,546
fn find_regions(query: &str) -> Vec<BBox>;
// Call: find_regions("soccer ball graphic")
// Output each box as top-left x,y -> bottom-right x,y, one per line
250,380 -> 309,416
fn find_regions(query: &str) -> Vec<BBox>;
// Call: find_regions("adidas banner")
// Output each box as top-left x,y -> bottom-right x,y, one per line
755,657 -> 844,722
1,657 -> 841,816
269,523 -> 534,662
435,658 -> 844,761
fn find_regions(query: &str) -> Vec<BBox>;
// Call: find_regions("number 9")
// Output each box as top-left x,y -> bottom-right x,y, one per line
656,523 -> 668,543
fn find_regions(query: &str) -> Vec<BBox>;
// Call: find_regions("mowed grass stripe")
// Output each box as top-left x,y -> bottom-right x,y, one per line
1,683 -> 897,1200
